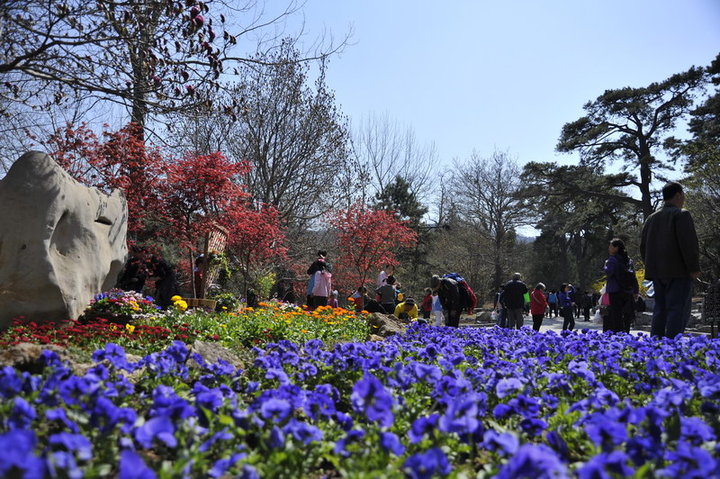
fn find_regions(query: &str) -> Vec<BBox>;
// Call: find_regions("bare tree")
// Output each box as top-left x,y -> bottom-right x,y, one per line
351,112 -> 436,206
166,43 -> 351,231
450,149 -> 527,288
0,0 -> 348,132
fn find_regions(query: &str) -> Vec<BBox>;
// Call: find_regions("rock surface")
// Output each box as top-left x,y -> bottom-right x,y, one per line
0,151 -> 128,328
190,340 -> 246,371
0,342 -> 70,374
366,312 -> 407,337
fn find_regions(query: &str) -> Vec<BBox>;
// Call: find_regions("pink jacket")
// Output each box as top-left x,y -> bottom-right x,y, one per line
312,270 -> 332,298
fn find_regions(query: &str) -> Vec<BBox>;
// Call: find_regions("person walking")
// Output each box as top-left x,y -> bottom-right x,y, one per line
640,182 -> 701,338
547,290 -> 558,318
530,283 -> 549,331
559,283 -> 575,331
430,274 -> 462,328
603,238 -> 639,333
494,286 -> 508,327
582,291 -> 593,322
504,273 -> 528,329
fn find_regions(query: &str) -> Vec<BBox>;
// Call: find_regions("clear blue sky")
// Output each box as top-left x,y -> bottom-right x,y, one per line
296,0 -> 720,168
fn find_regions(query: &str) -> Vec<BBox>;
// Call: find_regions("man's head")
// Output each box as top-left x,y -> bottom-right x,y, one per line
386,275 -> 396,285
512,272 -> 522,281
430,275 -> 440,290
317,250 -> 327,258
403,298 -> 415,309
662,182 -> 685,207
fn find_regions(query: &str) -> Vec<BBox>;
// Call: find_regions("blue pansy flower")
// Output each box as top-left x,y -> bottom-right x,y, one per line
379,431 -> 405,456
495,444 -> 568,479
439,393 -> 480,435
351,374 -> 394,427
403,448 -> 452,479
260,397 -> 292,422
49,432 -> 93,461
483,430 -> 519,456
208,453 -> 247,478
577,450 -> 634,479
283,419 -> 323,445
119,449 -> 157,479
0,429 -> 46,479
134,416 -> 177,449
583,412 -> 627,452
8,396 -> 36,429
199,429 -> 233,453
680,416 -> 716,445
496,378 -> 523,398
268,426 -> 285,449
409,414 -> 439,443
658,441 -> 717,477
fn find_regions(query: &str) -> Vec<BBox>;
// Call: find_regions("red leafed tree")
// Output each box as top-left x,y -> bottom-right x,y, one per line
160,151 -> 249,252
330,203 -> 418,292
46,123 -> 164,241
222,203 -> 288,288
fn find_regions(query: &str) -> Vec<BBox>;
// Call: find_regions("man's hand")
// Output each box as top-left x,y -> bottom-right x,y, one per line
691,271 -> 701,280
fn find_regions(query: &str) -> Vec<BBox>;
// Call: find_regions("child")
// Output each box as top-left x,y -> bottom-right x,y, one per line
328,290 -> 339,308
350,286 -> 367,313
421,287 -> 433,320
432,291 -> 444,327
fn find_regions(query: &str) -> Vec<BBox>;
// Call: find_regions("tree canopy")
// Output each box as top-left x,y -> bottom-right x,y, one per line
557,65 -> 706,218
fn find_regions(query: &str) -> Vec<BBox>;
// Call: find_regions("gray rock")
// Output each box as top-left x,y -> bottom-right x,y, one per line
0,342 -> 69,374
367,312 -> 406,337
0,152 -> 127,328
190,340 -> 245,370
475,311 -> 493,323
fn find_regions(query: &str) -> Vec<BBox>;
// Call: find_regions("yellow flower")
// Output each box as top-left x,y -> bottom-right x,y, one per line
171,295 -> 182,302
125,323 -> 135,333
174,300 -> 188,311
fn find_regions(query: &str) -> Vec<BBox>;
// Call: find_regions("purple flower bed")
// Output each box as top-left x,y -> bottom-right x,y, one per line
1,324 -> 719,477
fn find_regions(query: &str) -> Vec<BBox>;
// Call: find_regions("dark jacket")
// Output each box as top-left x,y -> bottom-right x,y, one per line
640,204 -> 700,280
503,279 -> 528,309
437,278 -> 460,310
604,254 -> 639,294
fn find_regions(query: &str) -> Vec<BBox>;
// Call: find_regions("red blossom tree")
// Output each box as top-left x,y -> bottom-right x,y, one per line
45,123 -> 164,242
330,203 -> 418,292
222,203 -> 288,289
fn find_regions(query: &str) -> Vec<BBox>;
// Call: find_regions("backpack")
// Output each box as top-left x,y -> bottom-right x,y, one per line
443,273 -> 477,314
616,258 -> 637,292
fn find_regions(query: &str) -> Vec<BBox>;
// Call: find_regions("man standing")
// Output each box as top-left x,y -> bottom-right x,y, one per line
504,273 -> 528,329
640,182 -> 701,338
430,275 -> 462,327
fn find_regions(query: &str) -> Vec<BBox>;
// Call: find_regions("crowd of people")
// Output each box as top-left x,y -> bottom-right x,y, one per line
302,182 -> 701,340
118,181 -> 699,341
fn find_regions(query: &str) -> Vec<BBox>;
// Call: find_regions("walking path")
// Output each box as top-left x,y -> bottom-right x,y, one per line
462,313 -> 649,335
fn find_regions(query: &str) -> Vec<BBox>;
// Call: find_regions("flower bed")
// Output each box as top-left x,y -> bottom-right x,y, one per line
0,324 -> 718,477
0,302 -> 369,356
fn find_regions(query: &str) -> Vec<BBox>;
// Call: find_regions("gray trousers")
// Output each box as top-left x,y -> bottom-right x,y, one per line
507,308 -> 524,329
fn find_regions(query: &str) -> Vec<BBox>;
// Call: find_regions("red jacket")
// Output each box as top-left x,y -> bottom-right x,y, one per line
530,289 -> 548,315
421,293 -> 433,312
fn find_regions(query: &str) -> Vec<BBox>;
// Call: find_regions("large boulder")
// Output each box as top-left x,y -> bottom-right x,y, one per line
0,151 -> 128,328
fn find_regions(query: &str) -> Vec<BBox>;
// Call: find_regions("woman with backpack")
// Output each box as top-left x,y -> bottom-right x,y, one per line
559,283 -> 575,331
603,238 -> 639,333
